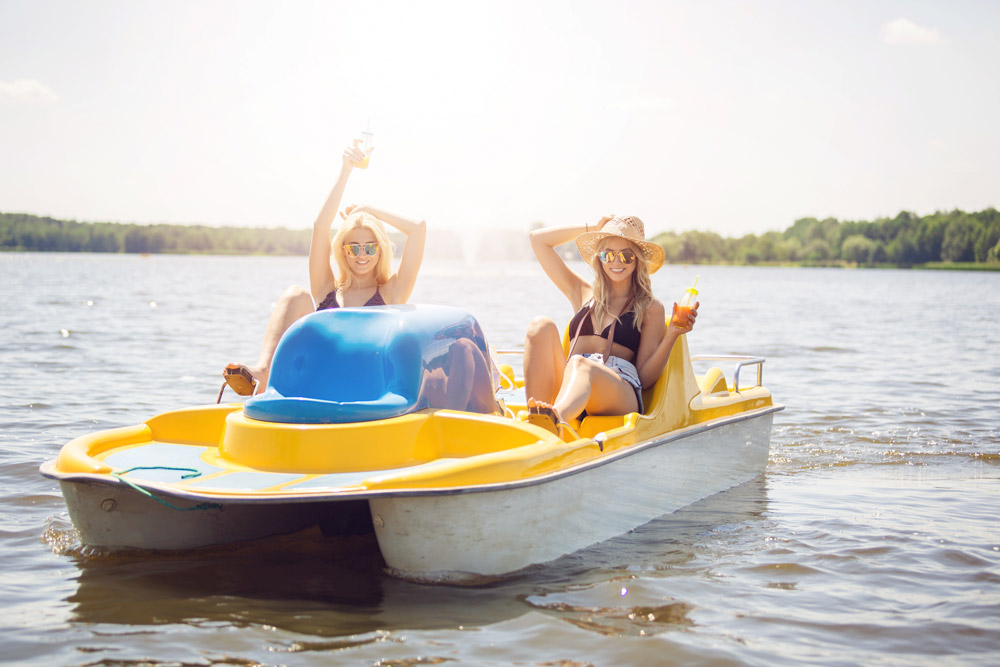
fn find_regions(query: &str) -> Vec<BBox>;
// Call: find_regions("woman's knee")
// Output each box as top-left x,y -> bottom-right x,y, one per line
566,354 -> 597,375
525,316 -> 558,343
280,284 -> 313,309
449,338 -> 478,369
280,284 -> 309,301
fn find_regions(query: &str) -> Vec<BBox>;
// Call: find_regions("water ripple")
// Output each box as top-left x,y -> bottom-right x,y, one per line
4,256 -> 1000,666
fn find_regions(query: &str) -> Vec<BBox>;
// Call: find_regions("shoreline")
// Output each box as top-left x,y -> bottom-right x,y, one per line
3,248 -> 998,272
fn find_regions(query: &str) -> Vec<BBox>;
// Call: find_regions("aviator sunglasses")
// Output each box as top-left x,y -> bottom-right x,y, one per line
598,249 -> 637,265
343,242 -> 380,257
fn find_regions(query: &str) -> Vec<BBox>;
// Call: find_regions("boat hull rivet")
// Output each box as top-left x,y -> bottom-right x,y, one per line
101,499 -> 117,512
373,514 -> 384,528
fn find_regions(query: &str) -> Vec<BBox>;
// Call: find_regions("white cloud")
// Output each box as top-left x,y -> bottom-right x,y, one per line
0,78 -> 60,103
882,18 -> 943,45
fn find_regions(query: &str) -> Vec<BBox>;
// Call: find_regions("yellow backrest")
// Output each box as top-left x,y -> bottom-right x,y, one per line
573,318 -> 689,438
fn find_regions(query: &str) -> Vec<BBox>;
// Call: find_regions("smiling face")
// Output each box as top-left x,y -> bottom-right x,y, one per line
598,239 -> 639,285
331,211 -> 394,289
343,226 -> 380,277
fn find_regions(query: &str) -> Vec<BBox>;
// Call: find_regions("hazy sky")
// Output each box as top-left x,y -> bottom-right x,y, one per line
2,1 -> 998,237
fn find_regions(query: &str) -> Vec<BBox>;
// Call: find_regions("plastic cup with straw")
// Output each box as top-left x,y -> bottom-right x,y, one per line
672,275 -> 699,326
357,122 -> 374,169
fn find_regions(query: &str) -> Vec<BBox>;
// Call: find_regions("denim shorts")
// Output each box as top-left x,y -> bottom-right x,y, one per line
579,353 -> 644,414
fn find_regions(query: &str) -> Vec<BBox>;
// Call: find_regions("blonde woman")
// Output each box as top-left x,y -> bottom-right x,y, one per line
523,215 -> 697,432
222,139 -> 426,396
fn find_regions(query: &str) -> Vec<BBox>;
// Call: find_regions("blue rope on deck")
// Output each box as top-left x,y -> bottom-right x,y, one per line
111,466 -> 224,511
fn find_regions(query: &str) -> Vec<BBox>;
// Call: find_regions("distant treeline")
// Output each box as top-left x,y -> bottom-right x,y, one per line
3,208 -> 999,267
651,208 -> 1000,267
0,213 -> 310,255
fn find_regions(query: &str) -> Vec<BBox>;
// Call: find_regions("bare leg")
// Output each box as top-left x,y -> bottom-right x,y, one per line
552,355 -> 638,422
523,316 -> 566,405
444,339 -> 475,410
230,285 -> 314,393
444,338 -> 499,413
465,341 -> 501,414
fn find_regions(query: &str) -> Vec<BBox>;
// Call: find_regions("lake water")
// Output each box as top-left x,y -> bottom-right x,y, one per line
2,253 -> 999,666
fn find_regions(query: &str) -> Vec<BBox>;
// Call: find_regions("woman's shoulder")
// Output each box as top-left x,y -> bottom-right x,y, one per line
575,283 -> 595,311
642,298 -> 666,321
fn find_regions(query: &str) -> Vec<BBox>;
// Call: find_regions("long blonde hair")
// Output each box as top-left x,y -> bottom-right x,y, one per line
590,239 -> 655,330
330,212 -> 394,290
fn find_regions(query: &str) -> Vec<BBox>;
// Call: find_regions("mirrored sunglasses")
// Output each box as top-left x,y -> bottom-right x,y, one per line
343,242 -> 379,257
598,249 -> 637,265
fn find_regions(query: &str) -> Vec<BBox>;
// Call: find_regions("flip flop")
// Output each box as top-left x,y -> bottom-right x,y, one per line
221,363 -> 257,397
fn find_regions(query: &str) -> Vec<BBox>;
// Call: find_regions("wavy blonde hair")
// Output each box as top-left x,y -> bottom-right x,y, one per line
590,239 -> 656,331
330,212 -> 394,290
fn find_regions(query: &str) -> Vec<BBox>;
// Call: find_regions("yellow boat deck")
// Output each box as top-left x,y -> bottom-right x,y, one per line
52,337 -> 775,499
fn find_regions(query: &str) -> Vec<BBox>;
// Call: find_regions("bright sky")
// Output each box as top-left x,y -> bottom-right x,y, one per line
1,0 -> 998,238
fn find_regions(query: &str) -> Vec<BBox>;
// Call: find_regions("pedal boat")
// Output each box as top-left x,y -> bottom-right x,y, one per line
41,305 -> 782,583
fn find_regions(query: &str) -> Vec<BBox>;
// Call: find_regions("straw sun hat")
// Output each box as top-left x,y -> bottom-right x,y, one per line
575,215 -> 665,274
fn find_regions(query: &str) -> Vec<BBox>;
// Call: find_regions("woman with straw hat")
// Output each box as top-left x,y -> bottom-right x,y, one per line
523,214 -> 698,434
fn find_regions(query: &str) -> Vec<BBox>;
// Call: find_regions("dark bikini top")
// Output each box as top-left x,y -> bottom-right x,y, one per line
567,299 -> 642,357
316,285 -> 386,311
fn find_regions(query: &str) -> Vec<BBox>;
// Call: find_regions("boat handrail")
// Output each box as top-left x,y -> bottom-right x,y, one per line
691,355 -> 765,391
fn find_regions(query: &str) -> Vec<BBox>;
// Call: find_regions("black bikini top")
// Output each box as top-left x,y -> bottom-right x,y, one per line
567,299 -> 642,357
316,285 -> 385,311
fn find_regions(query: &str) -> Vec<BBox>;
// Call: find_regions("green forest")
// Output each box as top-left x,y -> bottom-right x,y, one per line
650,208 -> 1000,268
2,208 -> 999,268
0,213 -> 311,256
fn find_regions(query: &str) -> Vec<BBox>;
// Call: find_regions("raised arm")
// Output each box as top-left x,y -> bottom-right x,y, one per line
345,204 -> 426,303
308,140 -> 366,303
530,215 -> 613,312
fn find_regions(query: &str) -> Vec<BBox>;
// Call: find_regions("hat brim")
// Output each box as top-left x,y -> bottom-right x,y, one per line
575,231 -> 665,274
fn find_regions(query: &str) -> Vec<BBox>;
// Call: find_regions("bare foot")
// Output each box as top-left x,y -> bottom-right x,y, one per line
526,398 -> 582,441
527,397 -> 561,421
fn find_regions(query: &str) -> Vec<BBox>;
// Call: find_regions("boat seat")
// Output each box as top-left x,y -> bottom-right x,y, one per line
698,366 -> 729,396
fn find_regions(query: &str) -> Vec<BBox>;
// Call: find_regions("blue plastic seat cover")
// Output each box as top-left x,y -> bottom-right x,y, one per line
244,304 -> 492,424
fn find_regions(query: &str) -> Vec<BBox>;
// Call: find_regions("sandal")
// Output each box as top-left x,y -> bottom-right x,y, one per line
218,363 -> 257,402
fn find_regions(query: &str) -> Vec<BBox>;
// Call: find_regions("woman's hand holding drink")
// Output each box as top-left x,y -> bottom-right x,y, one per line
671,276 -> 700,331
344,133 -> 374,169
671,301 -> 699,330
355,130 -> 374,168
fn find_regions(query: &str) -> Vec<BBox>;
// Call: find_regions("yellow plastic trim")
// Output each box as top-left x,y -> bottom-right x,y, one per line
56,424 -> 151,474
698,366 -> 729,396
146,403 -> 242,445
221,410 -> 553,474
